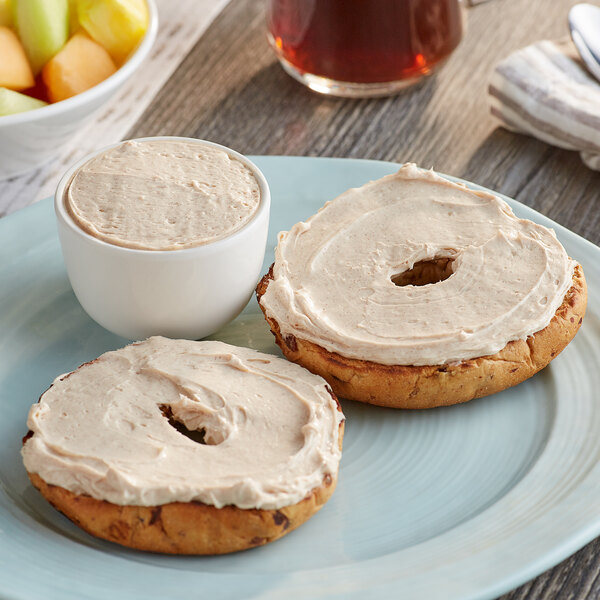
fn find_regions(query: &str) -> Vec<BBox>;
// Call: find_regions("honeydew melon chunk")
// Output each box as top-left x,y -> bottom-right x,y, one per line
42,31 -> 117,102
13,0 -> 69,75
0,0 -> 12,26
0,87 -> 47,115
77,0 -> 148,65
0,26 -> 34,90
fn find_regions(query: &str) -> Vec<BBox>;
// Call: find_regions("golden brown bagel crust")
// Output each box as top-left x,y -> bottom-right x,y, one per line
25,420 -> 344,555
256,264 -> 587,409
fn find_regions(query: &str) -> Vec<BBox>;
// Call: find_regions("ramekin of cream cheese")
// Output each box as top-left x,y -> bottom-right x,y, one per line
54,137 -> 270,340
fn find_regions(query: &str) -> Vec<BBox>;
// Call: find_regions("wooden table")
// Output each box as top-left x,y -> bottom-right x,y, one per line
2,0 -> 599,597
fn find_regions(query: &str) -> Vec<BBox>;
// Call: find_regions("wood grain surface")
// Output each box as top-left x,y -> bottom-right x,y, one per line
128,1 -> 600,598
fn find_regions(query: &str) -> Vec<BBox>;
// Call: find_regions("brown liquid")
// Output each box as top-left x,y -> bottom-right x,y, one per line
268,0 -> 462,84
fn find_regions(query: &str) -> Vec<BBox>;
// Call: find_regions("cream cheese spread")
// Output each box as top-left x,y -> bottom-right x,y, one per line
260,164 -> 575,366
65,140 -> 261,251
22,337 -> 344,509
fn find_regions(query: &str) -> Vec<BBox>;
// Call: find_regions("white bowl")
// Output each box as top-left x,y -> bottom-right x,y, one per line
54,137 -> 271,341
0,0 -> 158,180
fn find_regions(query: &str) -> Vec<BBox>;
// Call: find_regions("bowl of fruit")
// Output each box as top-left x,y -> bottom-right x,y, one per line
0,0 -> 157,179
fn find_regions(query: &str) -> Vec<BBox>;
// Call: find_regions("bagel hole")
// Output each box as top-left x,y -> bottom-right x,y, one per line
392,257 -> 455,287
159,404 -> 212,445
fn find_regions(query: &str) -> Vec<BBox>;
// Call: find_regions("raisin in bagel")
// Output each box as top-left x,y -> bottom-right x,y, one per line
22,337 -> 344,554
257,164 -> 587,409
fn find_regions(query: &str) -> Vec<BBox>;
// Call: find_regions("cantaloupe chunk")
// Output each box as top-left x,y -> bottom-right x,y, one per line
77,0 -> 148,65
0,27 -> 34,90
42,31 -> 117,103
0,0 -> 12,26
0,87 -> 47,115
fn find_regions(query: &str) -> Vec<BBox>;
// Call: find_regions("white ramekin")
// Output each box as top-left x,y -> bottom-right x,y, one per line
54,136 -> 270,341
0,0 -> 158,180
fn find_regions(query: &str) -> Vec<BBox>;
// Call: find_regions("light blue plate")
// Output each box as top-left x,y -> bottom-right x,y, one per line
1,157 -> 599,600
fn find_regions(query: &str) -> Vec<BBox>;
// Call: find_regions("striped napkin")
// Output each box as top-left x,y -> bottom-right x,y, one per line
489,38 -> 600,170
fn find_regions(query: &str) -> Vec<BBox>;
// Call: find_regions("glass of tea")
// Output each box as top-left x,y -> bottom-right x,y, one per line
267,0 -> 464,97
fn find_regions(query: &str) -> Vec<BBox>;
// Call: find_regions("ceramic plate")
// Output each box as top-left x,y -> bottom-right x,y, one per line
1,157 -> 599,600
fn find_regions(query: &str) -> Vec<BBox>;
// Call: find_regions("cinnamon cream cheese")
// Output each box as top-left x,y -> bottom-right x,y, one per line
22,337 -> 344,509
64,140 -> 261,251
259,163 -> 575,366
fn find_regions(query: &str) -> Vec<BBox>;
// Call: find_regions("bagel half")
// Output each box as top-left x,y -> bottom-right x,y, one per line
256,263 -> 587,409
22,338 -> 345,554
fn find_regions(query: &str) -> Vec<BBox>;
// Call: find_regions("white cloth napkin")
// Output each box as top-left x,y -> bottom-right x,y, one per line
489,38 -> 600,170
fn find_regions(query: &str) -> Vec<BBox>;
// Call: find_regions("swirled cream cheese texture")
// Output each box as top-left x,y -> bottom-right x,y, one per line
65,140 -> 260,250
260,164 -> 575,366
22,337 -> 344,509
